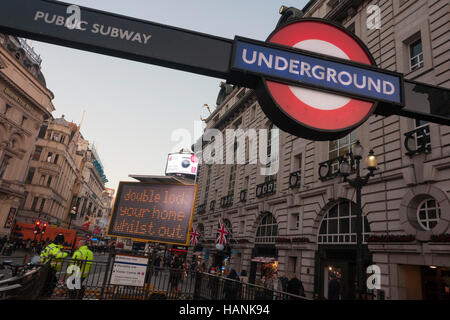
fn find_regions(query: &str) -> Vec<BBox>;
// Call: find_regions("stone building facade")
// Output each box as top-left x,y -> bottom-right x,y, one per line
16,116 -> 82,228
0,34 -> 55,236
70,142 -> 109,235
191,0 -> 450,300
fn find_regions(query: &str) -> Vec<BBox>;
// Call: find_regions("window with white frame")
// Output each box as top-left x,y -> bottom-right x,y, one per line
318,200 -> 371,244
328,131 -> 357,173
417,198 -> 441,230
255,213 -> 278,244
409,38 -> 424,71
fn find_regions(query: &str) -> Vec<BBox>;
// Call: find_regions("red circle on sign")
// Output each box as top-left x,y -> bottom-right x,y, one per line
262,19 -> 377,134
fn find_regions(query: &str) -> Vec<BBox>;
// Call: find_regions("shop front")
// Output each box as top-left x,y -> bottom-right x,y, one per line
249,244 -> 278,284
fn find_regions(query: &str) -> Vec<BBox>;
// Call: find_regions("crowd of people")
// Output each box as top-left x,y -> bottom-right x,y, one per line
204,265 -> 306,300
0,236 -> 48,256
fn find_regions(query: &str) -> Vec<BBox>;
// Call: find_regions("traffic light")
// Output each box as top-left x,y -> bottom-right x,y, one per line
34,220 -> 41,234
41,222 -> 48,234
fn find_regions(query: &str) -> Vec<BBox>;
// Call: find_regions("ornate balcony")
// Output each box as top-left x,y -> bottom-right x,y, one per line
318,155 -> 354,181
209,200 -> 216,212
39,160 -> 60,174
197,202 -> 206,215
404,124 -> 431,156
220,194 -> 233,208
289,170 -> 301,188
239,189 -> 247,202
256,179 -> 276,198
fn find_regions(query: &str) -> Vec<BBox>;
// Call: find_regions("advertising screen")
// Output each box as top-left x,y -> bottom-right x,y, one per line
165,153 -> 198,176
106,182 -> 197,246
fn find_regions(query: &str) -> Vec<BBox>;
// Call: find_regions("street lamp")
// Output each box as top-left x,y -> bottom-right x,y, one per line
68,206 -> 77,229
339,140 -> 378,300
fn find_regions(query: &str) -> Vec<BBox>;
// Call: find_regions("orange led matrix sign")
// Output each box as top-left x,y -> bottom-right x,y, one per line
107,182 -> 197,246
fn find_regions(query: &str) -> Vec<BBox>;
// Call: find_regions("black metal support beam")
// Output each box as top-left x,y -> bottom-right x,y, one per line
0,0 -> 448,125
0,0 -> 233,79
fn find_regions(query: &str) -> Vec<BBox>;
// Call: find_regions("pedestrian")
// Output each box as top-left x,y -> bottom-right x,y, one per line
265,272 -> 283,300
224,269 -> 240,300
40,234 -> 69,298
168,256 -> 183,298
25,239 -> 31,252
279,272 -> 289,292
153,255 -> 162,276
328,273 -> 341,300
67,240 -> 93,300
239,270 -> 249,299
286,273 -> 305,298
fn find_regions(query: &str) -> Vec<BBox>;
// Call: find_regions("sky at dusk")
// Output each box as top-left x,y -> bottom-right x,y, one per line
29,0 -> 309,192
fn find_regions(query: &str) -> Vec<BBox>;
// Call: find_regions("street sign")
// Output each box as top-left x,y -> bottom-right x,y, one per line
232,37 -> 403,105
106,182 -> 197,246
110,254 -> 148,287
251,19 -> 403,140
0,1 -> 448,140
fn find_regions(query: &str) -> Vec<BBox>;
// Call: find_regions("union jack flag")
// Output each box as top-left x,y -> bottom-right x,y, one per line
81,220 -> 91,231
190,228 -> 200,246
216,220 -> 229,246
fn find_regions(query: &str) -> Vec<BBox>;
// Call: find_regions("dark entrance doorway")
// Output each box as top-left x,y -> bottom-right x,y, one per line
421,266 -> 450,300
315,245 -> 372,300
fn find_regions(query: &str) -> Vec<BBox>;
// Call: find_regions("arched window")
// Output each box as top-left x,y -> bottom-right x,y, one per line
318,200 -> 371,245
417,197 -> 441,230
255,212 -> 278,244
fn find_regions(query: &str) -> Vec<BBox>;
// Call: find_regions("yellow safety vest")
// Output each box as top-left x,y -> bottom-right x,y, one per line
40,243 -> 68,271
68,246 -> 93,278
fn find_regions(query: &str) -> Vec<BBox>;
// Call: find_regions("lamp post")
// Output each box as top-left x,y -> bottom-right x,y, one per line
339,140 -> 378,300
68,206 -> 77,229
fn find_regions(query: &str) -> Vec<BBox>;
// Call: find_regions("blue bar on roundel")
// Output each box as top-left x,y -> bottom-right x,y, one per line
233,40 -> 402,105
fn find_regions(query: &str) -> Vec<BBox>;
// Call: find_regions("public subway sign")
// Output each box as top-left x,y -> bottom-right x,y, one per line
106,182 -> 197,246
0,1 -> 448,142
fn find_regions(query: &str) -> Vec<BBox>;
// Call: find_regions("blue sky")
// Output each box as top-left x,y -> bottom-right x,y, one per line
30,0 -> 309,191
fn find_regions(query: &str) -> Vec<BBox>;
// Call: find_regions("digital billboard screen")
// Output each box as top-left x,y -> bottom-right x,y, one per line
106,182 -> 197,246
165,153 -> 198,176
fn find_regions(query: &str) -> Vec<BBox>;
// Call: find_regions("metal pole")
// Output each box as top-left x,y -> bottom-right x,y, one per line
355,158 -> 364,300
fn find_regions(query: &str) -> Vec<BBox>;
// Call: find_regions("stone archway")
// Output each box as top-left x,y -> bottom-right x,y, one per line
314,199 -> 372,300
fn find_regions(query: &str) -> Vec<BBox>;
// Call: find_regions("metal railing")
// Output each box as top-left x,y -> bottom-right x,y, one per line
1,254 -> 308,300
318,155 -> 355,181
220,194 -> 233,208
256,179 -> 276,198
0,262 -> 49,300
193,273 -> 308,300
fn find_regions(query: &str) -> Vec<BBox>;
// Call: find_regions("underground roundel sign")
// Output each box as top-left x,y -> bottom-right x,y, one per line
232,19 -> 399,141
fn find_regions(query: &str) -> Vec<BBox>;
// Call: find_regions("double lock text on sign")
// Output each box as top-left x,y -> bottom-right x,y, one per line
107,182 -> 197,246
